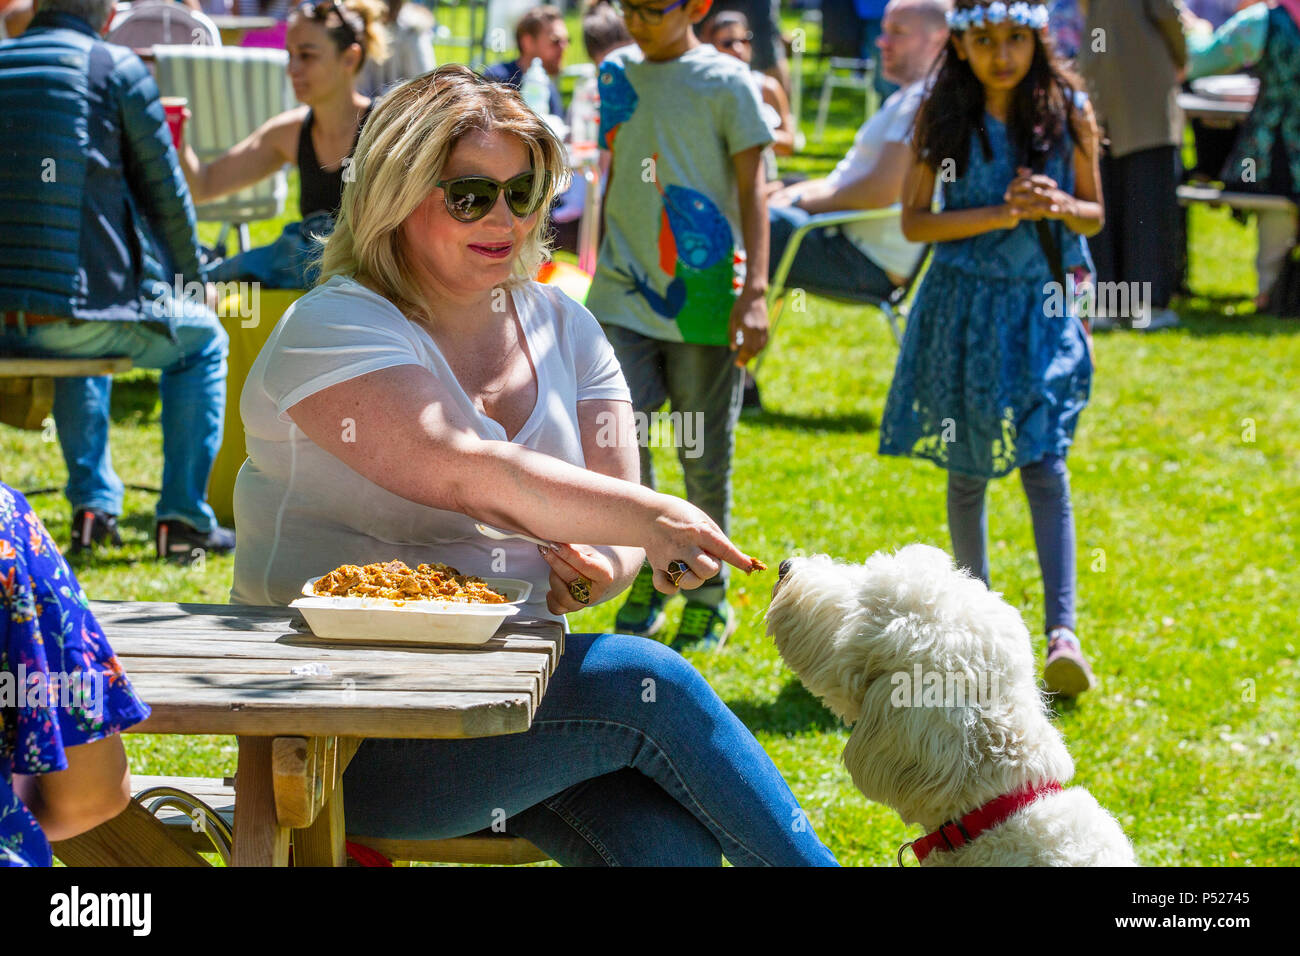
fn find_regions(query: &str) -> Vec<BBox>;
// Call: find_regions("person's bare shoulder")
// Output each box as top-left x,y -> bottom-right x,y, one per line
262,105 -> 311,160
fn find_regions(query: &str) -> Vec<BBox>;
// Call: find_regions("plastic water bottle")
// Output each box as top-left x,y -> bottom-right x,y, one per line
521,59 -> 551,117
568,71 -> 600,160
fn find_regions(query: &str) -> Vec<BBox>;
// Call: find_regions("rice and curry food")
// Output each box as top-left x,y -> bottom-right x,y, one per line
312,560 -> 508,604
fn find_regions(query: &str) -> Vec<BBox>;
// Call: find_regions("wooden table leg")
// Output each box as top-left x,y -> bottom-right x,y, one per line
233,735 -> 290,867
290,736 -> 362,867
292,790 -> 347,867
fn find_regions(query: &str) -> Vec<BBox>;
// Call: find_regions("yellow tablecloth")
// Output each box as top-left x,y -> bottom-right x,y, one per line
209,288 -> 304,527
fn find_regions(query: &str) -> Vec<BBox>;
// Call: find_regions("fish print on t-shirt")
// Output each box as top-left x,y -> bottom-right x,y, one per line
599,60 -> 739,345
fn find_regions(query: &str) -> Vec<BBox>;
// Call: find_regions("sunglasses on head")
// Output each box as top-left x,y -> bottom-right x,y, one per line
434,171 -> 549,223
296,0 -> 360,45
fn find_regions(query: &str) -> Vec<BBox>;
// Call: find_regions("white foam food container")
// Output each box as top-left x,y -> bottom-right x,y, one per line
289,576 -> 533,646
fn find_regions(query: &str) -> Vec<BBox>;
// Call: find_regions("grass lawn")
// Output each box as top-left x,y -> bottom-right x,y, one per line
2,12 -> 1297,867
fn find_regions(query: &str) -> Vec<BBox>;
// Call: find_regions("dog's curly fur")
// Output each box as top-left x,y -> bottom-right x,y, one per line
766,544 -> 1135,866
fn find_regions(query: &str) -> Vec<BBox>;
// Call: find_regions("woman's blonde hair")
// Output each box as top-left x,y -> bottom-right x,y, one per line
318,65 -> 569,323
291,0 -> 392,68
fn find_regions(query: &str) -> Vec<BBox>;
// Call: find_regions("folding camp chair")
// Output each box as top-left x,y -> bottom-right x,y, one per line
755,206 -> 929,376
153,45 -> 294,254
106,0 -> 221,48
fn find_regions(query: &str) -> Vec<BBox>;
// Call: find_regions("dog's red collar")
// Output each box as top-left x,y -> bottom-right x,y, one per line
899,780 -> 1063,865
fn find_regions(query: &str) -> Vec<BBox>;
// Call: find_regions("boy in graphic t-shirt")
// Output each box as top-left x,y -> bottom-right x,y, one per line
587,0 -> 772,649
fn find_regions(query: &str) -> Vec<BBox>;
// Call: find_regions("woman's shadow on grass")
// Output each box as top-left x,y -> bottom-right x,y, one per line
726,678 -> 842,735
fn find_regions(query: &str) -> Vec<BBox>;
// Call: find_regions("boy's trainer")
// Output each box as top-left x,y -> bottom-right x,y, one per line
672,598 -> 735,652
615,564 -> 668,636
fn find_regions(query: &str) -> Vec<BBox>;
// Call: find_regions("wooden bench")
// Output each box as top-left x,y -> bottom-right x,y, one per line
1177,186 -> 1297,294
0,356 -> 133,431
131,771 -> 550,867
1177,184 -> 1297,214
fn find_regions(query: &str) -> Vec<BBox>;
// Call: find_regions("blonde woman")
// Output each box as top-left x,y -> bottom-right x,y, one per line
181,0 -> 391,285
231,65 -> 838,867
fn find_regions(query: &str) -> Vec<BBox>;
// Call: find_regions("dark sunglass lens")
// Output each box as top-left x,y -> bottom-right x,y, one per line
446,180 -> 498,220
505,174 -> 540,216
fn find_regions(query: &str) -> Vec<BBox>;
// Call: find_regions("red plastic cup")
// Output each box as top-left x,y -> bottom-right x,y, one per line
161,97 -> 191,151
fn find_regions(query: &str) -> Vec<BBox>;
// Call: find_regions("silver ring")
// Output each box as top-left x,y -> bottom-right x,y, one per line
567,577 -> 591,605
665,560 -> 690,587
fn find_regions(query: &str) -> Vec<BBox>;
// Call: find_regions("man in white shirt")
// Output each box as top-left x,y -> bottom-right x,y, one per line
766,0 -> 949,299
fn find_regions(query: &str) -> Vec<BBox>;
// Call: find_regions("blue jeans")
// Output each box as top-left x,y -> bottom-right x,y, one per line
0,301 -> 228,531
769,205 -> 899,301
343,633 -> 839,866
947,454 -> 1077,634
598,325 -> 743,606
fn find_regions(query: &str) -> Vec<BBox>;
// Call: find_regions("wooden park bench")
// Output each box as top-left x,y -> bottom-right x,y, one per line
127,769 -> 550,867
1177,184 -> 1297,215
0,356 -> 133,431
1177,186 -> 1297,292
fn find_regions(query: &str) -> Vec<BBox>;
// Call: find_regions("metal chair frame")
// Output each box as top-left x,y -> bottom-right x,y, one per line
757,206 -> 929,376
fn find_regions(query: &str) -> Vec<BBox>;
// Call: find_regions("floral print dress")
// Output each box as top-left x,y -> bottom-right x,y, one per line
0,484 -> 149,866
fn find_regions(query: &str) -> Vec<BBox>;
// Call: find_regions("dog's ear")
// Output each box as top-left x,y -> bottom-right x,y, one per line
842,682 -> 984,826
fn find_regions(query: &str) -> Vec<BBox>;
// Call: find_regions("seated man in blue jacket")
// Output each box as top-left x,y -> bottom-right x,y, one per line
0,0 -> 234,561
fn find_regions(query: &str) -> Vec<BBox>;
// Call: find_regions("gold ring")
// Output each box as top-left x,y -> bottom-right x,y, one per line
567,577 -> 591,605
665,560 -> 690,587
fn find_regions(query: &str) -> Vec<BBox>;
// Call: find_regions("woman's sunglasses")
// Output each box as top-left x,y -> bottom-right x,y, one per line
295,0 -> 360,45
434,171 -> 549,223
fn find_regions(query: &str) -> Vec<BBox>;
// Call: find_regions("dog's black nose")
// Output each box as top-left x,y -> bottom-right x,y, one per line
778,559 -> 793,581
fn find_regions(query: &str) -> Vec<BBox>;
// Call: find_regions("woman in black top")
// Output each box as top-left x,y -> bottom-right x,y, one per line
180,0 -> 391,284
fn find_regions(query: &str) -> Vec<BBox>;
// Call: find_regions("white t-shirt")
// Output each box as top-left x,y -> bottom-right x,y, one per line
823,80 -> 928,279
231,276 -> 632,623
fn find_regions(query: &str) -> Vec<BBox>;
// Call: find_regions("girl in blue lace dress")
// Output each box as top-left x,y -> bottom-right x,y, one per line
879,0 -> 1103,695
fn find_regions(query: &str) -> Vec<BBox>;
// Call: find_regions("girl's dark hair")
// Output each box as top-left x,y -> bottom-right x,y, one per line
292,0 -> 390,68
913,0 -> 1089,176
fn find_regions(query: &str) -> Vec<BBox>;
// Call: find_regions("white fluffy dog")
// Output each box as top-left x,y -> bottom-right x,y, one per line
766,544 -> 1135,866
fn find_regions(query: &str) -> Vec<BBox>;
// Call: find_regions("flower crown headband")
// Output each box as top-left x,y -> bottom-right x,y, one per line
947,2 -> 1050,31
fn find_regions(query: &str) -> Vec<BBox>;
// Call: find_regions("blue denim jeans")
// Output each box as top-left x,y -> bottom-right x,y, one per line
343,633 -> 840,866
0,302 -> 228,531
769,205 -> 899,301
598,325 -> 743,606
947,453 -> 1077,634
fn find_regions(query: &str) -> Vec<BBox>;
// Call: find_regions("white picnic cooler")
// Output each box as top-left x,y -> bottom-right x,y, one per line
153,45 -> 293,231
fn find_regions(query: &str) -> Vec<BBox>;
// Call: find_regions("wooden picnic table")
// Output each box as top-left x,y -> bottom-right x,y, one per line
1179,92 -> 1253,126
58,600 -> 563,867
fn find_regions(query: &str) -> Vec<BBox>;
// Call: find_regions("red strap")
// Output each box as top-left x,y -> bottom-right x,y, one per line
345,841 -> 394,867
910,781 -> 1063,864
